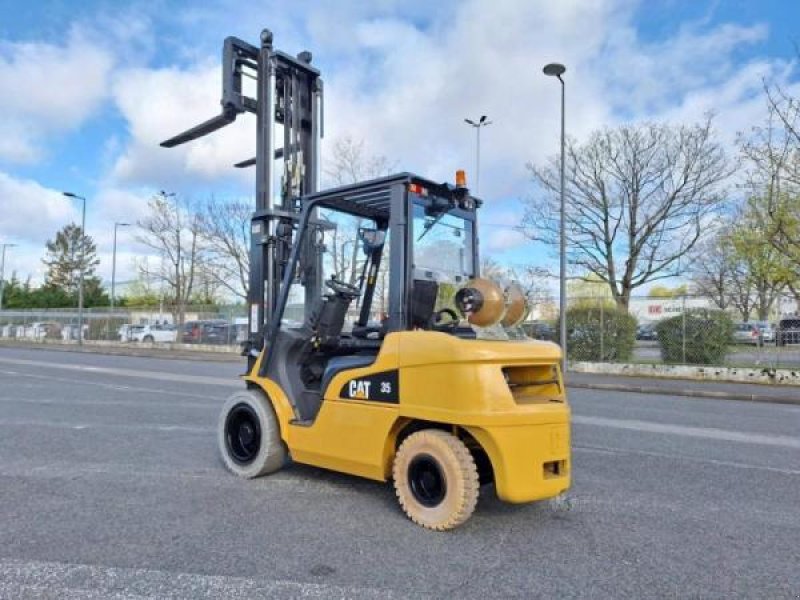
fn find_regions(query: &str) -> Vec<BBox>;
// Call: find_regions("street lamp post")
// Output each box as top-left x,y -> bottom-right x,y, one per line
464,115 -> 492,195
0,242 -> 17,311
543,62 -> 567,375
63,192 -> 87,345
110,222 -> 130,338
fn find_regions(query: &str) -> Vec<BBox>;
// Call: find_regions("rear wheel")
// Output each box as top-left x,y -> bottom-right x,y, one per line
143,335 -> 154,343
393,430 -> 479,531
218,389 -> 286,478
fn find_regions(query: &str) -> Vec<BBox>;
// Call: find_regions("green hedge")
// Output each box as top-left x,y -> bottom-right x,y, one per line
556,305 -> 637,361
655,309 -> 734,364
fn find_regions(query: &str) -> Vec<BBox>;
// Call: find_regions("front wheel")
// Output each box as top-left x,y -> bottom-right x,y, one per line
218,389 -> 287,478
393,430 -> 479,531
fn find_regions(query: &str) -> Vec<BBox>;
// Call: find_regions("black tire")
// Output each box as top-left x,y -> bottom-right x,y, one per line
143,335 -> 154,343
218,389 -> 287,478
393,430 -> 479,531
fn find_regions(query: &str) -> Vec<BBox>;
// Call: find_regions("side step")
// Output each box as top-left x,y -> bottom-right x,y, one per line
290,419 -> 314,427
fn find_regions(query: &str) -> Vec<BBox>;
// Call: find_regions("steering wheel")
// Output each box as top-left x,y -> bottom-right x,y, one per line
431,308 -> 460,332
326,277 -> 360,297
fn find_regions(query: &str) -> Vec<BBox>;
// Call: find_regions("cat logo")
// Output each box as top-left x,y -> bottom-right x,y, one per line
348,379 -> 371,399
340,370 -> 400,404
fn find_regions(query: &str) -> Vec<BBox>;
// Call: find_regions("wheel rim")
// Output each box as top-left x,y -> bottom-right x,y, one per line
225,403 -> 262,465
408,453 -> 447,507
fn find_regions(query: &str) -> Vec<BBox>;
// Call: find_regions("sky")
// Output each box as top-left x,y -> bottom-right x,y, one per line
1,0 -> 799,294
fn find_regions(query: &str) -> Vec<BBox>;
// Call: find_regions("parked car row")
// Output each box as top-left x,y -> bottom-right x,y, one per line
520,321 -> 555,341
526,317 -> 799,347
117,320 -> 248,345
0,319 -> 248,345
636,324 -> 657,341
638,319 -> 791,346
0,322 -> 88,340
181,320 -> 247,345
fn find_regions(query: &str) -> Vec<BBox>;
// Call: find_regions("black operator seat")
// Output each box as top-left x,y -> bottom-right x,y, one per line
410,279 -> 438,329
350,277 -> 438,340
307,280 -> 357,349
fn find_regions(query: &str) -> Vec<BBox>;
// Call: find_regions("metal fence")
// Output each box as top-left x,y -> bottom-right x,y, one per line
2,293 -> 800,370
0,305 -> 248,346
536,294 -> 800,370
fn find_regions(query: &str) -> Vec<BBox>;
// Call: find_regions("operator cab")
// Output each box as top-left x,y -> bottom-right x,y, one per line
261,173 -> 480,422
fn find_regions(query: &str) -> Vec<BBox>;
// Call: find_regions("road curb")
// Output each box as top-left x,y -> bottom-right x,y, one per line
567,381 -> 800,406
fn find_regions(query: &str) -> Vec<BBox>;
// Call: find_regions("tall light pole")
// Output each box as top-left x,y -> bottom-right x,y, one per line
0,242 -> 17,311
63,191 -> 87,345
464,115 -> 492,195
110,222 -> 130,337
543,62 -> 567,375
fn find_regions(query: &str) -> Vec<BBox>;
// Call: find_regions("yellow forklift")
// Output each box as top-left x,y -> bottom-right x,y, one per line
162,29 -> 570,530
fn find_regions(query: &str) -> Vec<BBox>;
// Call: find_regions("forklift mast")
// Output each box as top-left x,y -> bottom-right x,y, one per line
160,29 -> 323,364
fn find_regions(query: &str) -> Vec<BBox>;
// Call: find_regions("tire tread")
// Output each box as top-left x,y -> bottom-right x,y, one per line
393,429 -> 479,531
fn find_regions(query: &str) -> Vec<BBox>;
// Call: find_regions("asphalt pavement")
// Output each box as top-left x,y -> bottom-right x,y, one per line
568,372 -> 800,404
0,346 -> 798,598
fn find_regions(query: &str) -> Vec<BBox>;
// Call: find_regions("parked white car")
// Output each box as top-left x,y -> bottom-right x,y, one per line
755,321 -> 776,344
20,322 -> 61,340
130,324 -> 176,343
118,324 -> 142,342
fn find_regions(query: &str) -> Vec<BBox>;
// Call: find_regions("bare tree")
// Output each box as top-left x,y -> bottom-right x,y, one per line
479,259 -> 553,316
136,194 -> 204,325
763,72 -> 800,185
480,256 -> 505,279
197,196 -> 251,301
690,210 -> 789,321
688,229 -> 736,311
739,101 -> 798,198
508,264 -> 553,309
732,199 -> 793,320
322,136 -> 393,285
742,85 -> 800,309
523,117 -> 730,308
324,136 -> 393,188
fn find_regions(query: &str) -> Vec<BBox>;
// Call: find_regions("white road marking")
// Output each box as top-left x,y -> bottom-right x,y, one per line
0,460 -> 357,496
0,395 -> 219,410
574,445 -> 800,476
0,356 -> 238,387
0,558 -> 409,599
0,368 -> 225,400
2,356 -> 797,452
0,418 -> 213,433
573,415 -> 800,449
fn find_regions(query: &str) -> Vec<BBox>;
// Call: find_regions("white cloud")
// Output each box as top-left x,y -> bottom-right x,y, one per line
320,0 -> 626,199
0,172 -> 78,243
110,63 -> 255,189
0,30 -> 114,163
0,174 -> 164,286
0,172 -> 83,285
601,22 -> 769,117
93,186 -> 154,228
107,0 -> 628,199
480,208 -> 531,254
6,0 -> 798,286
83,185 -> 165,284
